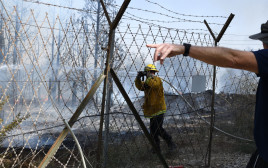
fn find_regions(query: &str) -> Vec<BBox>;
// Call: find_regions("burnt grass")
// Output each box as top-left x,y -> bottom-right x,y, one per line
0,92 -> 257,167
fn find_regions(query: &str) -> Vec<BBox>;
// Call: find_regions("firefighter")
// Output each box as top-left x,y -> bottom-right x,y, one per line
135,64 -> 176,153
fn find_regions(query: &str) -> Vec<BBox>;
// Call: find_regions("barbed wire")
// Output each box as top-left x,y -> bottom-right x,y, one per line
123,11 -> 222,28
124,12 -> 206,24
119,6 -> 224,26
3,108 -> 208,138
0,73 -> 215,83
0,20 -> 198,37
1,11 -> 247,39
0,11 -> 212,37
20,0 -> 253,47
1,18 -> 210,37
22,0 -> 98,14
145,0 -> 228,18
22,0 -> 225,26
10,0 -> 244,41
122,15 -> 210,35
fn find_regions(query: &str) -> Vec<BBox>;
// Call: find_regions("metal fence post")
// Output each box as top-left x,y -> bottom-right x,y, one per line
204,13 -> 234,167
96,1 -> 131,167
96,29 -> 115,168
102,30 -> 115,168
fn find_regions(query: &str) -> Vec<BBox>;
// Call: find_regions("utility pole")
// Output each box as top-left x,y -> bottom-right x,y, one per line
204,13 -> 235,167
12,4 -> 20,114
50,7 -> 56,100
82,18 -> 87,99
0,3 -> 4,64
92,0 -> 101,105
56,19 -> 61,103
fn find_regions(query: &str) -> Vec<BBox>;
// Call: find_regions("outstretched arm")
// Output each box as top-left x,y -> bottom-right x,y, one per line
146,43 -> 258,73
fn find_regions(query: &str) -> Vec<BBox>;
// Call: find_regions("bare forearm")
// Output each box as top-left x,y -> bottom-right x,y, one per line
189,46 -> 257,72
146,43 -> 258,73
189,46 -> 239,67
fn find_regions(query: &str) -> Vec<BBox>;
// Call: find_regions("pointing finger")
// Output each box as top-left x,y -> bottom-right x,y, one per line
146,44 -> 159,48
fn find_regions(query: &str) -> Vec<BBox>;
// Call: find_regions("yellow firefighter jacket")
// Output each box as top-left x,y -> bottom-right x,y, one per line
135,76 -> 166,118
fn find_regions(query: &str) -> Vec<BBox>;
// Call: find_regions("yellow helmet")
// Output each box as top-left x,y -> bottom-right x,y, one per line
144,64 -> 159,72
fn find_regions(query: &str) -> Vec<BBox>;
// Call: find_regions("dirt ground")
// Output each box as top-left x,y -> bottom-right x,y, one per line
209,152 -> 250,168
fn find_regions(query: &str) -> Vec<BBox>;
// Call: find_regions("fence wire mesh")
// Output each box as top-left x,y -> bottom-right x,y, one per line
0,2 -> 257,168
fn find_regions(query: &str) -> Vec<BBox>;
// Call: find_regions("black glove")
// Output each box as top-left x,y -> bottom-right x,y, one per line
137,71 -> 143,78
137,71 -> 146,81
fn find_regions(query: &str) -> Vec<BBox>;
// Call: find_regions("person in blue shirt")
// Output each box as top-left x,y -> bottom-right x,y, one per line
146,21 -> 268,168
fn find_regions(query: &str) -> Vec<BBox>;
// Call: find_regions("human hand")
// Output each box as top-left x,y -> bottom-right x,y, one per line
146,43 -> 184,64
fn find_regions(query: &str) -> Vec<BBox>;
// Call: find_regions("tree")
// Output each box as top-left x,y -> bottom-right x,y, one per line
0,3 -> 4,64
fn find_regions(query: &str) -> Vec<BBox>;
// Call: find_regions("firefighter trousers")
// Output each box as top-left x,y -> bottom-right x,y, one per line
149,114 -> 172,148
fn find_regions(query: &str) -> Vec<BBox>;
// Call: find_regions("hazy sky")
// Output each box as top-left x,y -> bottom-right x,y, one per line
116,0 -> 268,50
9,0 -> 268,50
66,0 -> 268,50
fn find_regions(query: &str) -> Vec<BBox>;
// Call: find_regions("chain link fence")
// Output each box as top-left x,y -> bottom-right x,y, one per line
0,1 -> 257,167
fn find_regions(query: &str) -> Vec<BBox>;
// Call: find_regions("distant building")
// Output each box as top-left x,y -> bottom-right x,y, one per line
192,75 -> 206,92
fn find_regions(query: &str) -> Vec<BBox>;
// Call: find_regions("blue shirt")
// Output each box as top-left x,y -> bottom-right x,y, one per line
253,49 -> 268,162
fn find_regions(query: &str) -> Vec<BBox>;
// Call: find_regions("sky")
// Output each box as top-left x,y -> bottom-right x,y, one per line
115,0 -> 268,50
8,0 -> 268,51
